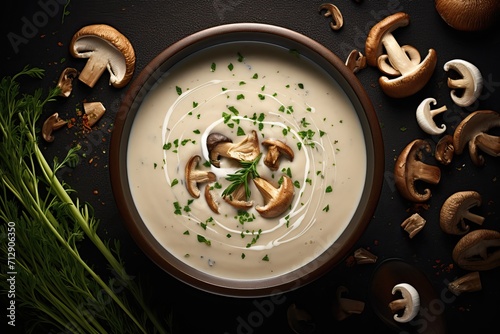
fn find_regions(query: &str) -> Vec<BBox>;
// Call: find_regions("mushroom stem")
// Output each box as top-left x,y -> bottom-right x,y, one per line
388,299 -> 406,313
462,210 -> 485,226
381,33 -> 414,76
78,55 -> 108,88
430,105 -> 448,118
415,161 -> 441,184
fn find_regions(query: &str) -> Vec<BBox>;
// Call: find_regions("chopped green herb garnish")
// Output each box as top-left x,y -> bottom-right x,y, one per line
262,255 -> 270,261
325,185 -> 333,193
323,205 -> 330,212
227,106 -> 239,115
236,127 -> 245,136
210,62 -> 216,72
228,63 -> 234,71
252,73 -> 258,79
176,86 -> 182,95
222,154 -> 261,200
237,52 -> 244,62
197,235 -> 211,246
237,94 -> 245,100
183,230 -> 190,235
171,179 -> 179,187
298,83 -> 304,89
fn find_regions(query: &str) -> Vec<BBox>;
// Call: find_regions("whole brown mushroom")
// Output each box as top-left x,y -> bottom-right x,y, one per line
435,0 -> 500,31
452,229 -> 500,271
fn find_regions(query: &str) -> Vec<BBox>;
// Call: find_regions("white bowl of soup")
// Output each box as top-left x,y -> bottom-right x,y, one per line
110,23 -> 384,297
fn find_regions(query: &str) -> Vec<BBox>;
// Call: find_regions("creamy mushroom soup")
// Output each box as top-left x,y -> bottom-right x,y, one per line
127,42 -> 367,280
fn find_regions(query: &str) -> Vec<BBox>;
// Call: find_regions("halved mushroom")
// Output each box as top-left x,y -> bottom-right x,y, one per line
447,271 -> 482,296
435,0 -> 500,31
440,191 -> 484,235
453,110 -> 500,166
253,176 -> 294,218
435,134 -> 454,165
452,229 -> 500,271
69,24 -> 135,88
416,98 -> 447,135
261,139 -> 294,171
389,283 -> 420,323
42,113 -> 67,142
365,12 -> 437,98
185,155 -> 216,198
204,184 -> 219,214
444,59 -> 483,107
345,49 -> 367,74
394,139 -> 441,203
207,130 -> 260,167
319,3 -> 343,30
401,213 -> 426,239
223,183 -> 254,210
56,67 -> 78,97
83,101 -> 106,127
332,286 -> 365,321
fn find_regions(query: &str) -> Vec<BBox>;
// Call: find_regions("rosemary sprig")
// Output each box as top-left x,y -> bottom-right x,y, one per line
221,153 -> 262,200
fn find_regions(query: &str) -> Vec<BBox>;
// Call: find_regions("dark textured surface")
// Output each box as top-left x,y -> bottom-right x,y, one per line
2,1 -> 500,333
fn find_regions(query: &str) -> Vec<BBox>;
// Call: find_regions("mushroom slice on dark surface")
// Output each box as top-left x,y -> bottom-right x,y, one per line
56,67 -> 78,97
70,24 -> 136,88
185,155 -> 216,198
319,3 -> 343,30
440,191 -> 484,235
253,176 -> 294,218
435,134 -> 454,165
453,110 -> 500,166
453,229 -> 500,271
332,286 -> 365,321
415,98 -> 447,135
401,213 -> 426,239
394,139 -> 441,203
287,303 -> 315,334
389,283 -> 420,323
207,130 -> 260,167
345,49 -> 367,74
365,12 -> 437,98
444,59 -> 483,108
448,271 -> 482,296
83,101 -> 106,127
261,139 -> 294,171
42,113 -> 67,142
354,247 -> 378,264
435,0 -> 500,31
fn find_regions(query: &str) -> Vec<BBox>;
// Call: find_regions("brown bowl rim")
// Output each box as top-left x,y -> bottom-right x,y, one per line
109,22 -> 384,297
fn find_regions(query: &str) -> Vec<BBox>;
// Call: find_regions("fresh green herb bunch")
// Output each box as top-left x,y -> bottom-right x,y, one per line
221,153 -> 262,200
0,67 -> 170,333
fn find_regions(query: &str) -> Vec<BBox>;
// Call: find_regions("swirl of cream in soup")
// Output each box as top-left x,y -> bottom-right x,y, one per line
127,43 -> 367,280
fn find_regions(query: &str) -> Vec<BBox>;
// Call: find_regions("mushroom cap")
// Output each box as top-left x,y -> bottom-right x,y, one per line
452,229 -> 500,271
394,139 -> 441,203
365,12 -> 410,67
453,110 -> 500,164
185,155 -> 216,198
70,24 -> 135,88
253,176 -> 295,218
435,0 -> 500,31
444,59 -> 483,107
439,190 -> 484,235
378,49 -> 437,98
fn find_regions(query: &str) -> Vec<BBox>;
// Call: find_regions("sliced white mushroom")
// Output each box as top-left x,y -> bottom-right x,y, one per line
444,59 -> 483,107
389,283 -> 420,323
416,98 -> 447,135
